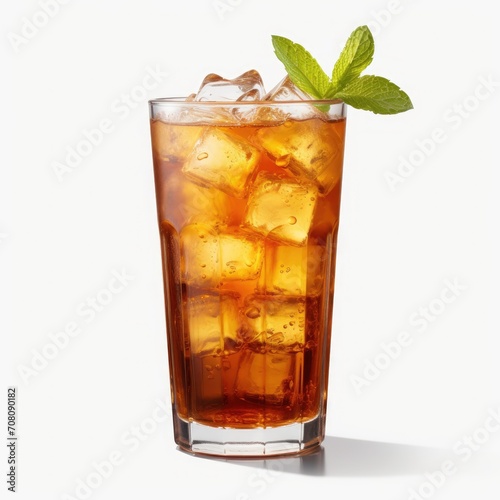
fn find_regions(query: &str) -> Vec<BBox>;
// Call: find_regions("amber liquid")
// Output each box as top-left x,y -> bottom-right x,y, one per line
152,116 -> 345,428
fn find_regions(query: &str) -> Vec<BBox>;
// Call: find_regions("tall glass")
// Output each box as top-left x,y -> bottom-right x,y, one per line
149,98 -> 346,457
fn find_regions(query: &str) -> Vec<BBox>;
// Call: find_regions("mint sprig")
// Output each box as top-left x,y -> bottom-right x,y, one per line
335,75 -> 413,115
329,26 -> 374,95
271,26 -> 413,115
271,36 -> 330,99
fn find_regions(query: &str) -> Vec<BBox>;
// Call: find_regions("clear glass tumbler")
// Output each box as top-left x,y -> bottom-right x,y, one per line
149,98 -> 346,457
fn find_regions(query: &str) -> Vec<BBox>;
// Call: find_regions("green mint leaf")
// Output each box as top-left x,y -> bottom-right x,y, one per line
271,35 -> 330,99
328,25 -> 374,96
335,75 -> 413,114
271,26 -> 413,115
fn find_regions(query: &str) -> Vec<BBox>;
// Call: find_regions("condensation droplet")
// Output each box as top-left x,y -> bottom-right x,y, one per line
288,216 -> 297,225
197,152 -> 208,160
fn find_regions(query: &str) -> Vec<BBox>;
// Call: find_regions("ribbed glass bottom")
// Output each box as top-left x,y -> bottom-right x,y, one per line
173,412 -> 324,457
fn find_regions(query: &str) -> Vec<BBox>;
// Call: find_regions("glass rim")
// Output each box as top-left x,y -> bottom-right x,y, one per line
149,96 -> 344,106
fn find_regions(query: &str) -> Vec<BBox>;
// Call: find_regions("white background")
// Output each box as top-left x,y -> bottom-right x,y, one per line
2,0 -> 499,499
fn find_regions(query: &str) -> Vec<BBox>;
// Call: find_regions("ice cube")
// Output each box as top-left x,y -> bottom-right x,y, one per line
265,76 -> 311,102
150,120 -> 202,163
258,243 -> 326,296
180,224 -> 264,287
242,295 -> 307,347
243,172 -> 317,246
265,77 -> 324,120
235,294 -> 323,407
234,349 -> 297,406
237,89 -> 261,101
219,230 -> 264,281
159,170 -> 232,230
181,224 -> 219,287
195,70 -> 265,102
255,117 -> 344,194
183,127 -> 260,198
185,292 -> 240,355
232,77 -> 321,125
306,244 -> 327,295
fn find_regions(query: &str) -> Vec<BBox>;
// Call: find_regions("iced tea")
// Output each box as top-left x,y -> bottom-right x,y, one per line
150,99 -> 346,455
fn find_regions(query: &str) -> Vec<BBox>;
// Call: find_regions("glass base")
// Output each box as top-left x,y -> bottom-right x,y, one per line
173,413 -> 324,457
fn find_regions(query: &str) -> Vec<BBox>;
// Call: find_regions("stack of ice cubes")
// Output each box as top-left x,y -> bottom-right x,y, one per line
154,70 -> 342,403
